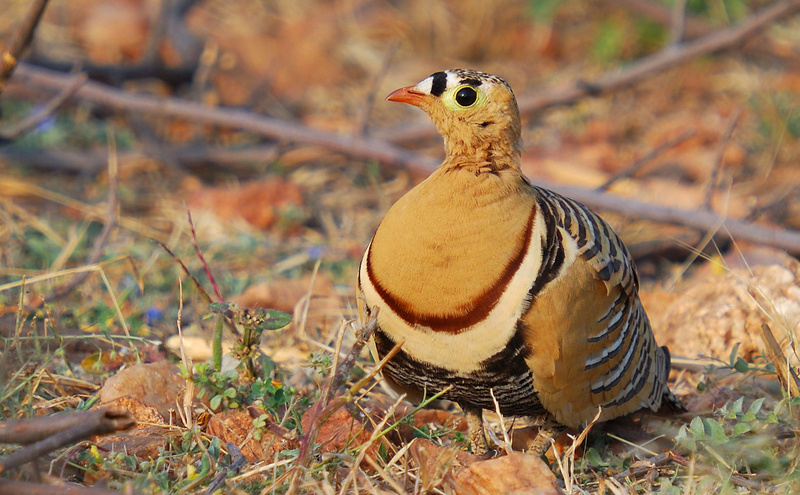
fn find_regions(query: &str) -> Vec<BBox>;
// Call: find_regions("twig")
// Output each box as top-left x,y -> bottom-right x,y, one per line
0,408 -> 135,473
615,0 -> 711,40
0,408 -> 131,445
597,129 -> 695,191
701,110 -> 741,210
156,241 -> 214,304
45,130 -> 119,302
521,0 -> 800,113
0,0 -> 49,94
537,179 -> 800,256
759,324 -> 800,398
0,145 -> 281,174
0,72 -> 86,141
668,0 -> 690,46
186,208 -> 224,302
667,452 -> 765,491
11,63 -> 435,172
156,241 -> 241,339
375,0 -> 800,144
0,480 -> 123,495
612,451 -> 680,482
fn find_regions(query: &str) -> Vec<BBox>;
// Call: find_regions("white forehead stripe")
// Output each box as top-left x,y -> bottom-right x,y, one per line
415,76 -> 434,94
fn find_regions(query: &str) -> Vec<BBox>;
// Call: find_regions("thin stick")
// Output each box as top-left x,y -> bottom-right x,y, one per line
0,0 -> 49,93
0,72 -> 87,140
597,129 -> 695,191
490,388 -> 512,455
0,479 -> 122,495
0,409 -> 135,473
186,208 -> 224,302
701,109 -> 741,211
538,180 -> 800,256
669,0 -> 690,45
11,63 -> 433,172
156,241 -> 213,304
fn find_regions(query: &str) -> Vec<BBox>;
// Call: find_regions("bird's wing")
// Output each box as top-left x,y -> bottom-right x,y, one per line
523,187 -> 668,427
534,186 -> 639,298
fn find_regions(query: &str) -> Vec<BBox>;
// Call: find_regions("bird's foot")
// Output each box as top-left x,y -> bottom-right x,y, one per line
527,418 -> 566,457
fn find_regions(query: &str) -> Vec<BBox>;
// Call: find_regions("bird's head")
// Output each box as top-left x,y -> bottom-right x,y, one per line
387,69 -> 522,170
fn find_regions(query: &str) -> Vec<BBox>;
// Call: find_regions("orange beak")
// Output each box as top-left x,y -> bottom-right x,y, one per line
386,86 -> 430,108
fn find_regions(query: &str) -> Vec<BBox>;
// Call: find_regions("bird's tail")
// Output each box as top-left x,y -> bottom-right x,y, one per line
659,345 -> 687,413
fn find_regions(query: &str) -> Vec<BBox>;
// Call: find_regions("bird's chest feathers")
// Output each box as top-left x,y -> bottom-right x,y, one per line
361,170 -> 545,371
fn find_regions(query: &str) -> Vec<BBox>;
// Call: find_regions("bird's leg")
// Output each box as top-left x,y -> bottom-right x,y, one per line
462,406 -> 489,455
527,416 -> 566,457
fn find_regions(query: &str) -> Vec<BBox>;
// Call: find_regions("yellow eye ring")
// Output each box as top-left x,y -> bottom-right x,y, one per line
454,85 -> 479,108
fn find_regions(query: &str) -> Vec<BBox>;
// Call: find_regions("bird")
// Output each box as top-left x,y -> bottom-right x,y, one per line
357,69 -> 682,456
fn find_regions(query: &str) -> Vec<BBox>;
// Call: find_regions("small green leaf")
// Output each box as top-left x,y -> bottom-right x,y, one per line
732,422 -> 752,436
210,394 -> 222,410
676,426 -> 696,451
747,397 -> 765,416
209,302 -> 231,313
729,343 -> 741,367
704,418 -> 729,444
731,397 -> 744,415
584,447 -> 608,468
766,411 -> 779,424
690,417 -> 706,439
378,443 -> 388,463
257,309 -> 292,331
734,357 -> 749,373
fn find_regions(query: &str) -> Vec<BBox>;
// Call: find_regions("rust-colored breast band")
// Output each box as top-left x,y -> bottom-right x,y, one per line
366,204 -> 538,334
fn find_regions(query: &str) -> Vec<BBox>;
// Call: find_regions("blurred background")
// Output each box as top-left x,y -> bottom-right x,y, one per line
2,1 -> 800,490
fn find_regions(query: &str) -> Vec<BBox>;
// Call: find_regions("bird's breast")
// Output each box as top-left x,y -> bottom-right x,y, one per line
359,173 -> 546,372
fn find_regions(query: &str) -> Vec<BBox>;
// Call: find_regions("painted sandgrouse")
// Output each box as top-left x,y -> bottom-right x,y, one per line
358,69 -> 680,455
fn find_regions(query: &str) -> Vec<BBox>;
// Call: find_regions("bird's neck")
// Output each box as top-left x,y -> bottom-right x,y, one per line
441,131 -> 522,173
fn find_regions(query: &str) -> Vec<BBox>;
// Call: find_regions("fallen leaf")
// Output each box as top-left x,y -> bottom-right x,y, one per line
450,451 -> 565,495
205,409 -> 294,462
185,178 -> 304,230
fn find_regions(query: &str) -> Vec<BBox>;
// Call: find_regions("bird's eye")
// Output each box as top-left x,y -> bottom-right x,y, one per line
455,86 -> 478,107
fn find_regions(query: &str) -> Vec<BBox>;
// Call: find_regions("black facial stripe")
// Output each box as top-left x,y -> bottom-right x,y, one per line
460,78 -> 482,87
430,71 -> 447,97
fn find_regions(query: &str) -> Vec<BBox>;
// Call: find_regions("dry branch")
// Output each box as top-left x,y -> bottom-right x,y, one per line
0,0 -> 49,93
0,408 -> 130,445
10,65 -> 800,255
0,408 -> 135,474
376,0 -> 800,144
598,129 -> 695,191
539,180 -> 800,256
10,63 -> 432,172
0,480 -> 123,495
616,0 -> 714,40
